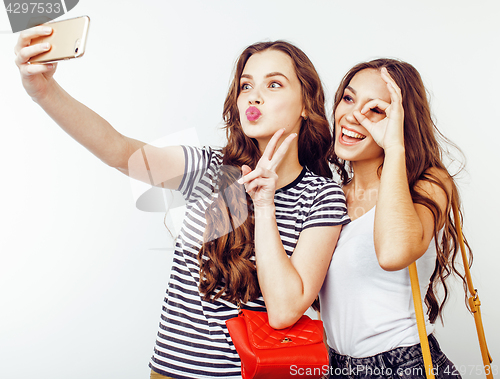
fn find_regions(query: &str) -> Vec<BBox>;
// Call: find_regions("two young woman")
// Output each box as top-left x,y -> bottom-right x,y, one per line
16,26 -> 465,378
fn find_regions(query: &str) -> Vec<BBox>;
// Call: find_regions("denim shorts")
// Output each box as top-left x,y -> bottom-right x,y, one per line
327,334 -> 462,379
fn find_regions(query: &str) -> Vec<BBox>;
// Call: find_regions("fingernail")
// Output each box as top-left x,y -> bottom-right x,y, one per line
237,178 -> 243,184
43,43 -> 50,49
43,27 -> 52,34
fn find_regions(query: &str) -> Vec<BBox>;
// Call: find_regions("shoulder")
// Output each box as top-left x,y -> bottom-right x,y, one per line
300,170 -> 350,227
177,146 -> 224,195
414,167 -> 454,228
299,170 -> 348,217
182,145 -> 223,166
302,169 -> 346,197
414,167 -> 452,203
182,145 -> 222,156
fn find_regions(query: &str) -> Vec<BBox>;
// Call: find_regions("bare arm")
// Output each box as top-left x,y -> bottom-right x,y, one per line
14,25 -> 185,189
354,68 -> 449,270
239,129 -> 342,328
254,210 -> 341,328
374,148 -> 449,271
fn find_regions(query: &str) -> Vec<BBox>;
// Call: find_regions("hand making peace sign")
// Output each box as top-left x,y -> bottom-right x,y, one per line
238,128 -> 297,209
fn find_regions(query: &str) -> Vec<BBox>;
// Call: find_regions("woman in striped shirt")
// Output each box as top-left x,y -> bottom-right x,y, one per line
16,33 -> 349,378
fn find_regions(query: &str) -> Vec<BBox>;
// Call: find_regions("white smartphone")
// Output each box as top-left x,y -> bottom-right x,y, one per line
30,15 -> 90,64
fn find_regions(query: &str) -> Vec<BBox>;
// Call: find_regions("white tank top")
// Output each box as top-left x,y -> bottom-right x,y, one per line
319,206 -> 436,358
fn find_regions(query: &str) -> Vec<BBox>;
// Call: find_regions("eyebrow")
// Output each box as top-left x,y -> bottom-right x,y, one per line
240,72 -> 289,81
346,85 -> 356,94
345,85 -> 377,102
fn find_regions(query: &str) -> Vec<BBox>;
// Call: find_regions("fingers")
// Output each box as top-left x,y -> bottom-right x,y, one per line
15,42 -> 51,66
353,110 -> 375,134
14,25 -> 52,54
237,129 -> 297,199
268,132 -> 297,171
14,25 -> 53,69
238,166 -> 278,199
360,98 -> 390,116
20,61 -> 56,76
380,67 -> 402,104
238,166 -> 277,186
255,128 -> 297,171
261,128 -> 286,162
244,177 -> 276,195
241,165 -> 252,176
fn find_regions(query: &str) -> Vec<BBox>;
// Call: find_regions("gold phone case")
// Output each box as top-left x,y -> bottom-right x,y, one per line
30,15 -> 90,64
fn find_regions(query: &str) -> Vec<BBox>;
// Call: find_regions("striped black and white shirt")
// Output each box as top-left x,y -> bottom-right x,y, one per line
149,146 -> 350,378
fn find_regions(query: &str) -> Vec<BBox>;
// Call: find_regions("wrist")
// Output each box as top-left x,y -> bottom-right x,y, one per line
253,204 -> 276,219
33,78 -> 58,106
384,144 -> 405,157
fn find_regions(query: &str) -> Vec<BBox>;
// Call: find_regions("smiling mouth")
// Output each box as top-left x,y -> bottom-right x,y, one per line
342,127 -> 366,140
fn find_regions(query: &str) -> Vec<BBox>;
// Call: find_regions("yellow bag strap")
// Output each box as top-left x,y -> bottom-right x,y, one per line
409,203 -> 493,379
452,202 -> 493,377
409,262 -> 435,379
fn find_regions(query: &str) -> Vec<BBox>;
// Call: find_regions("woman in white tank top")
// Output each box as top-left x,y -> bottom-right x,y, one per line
320,59 -> 469,378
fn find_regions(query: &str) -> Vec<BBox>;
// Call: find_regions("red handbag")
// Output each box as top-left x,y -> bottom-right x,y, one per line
226,309 -> 329,379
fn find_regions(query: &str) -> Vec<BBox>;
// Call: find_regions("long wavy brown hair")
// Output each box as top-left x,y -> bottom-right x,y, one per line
198,41 -> 333,305
329,58 -> 472,323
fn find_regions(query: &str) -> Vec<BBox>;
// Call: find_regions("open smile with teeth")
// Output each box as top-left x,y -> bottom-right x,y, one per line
342,127 -> 366,140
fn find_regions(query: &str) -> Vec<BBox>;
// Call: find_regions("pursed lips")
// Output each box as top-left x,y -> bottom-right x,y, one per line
246,106 -> 261,121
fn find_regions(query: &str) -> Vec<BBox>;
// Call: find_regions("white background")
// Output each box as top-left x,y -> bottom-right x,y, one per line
1,1 -> 499,378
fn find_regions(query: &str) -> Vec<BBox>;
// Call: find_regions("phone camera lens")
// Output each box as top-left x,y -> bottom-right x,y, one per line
74,38 -> 81,55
